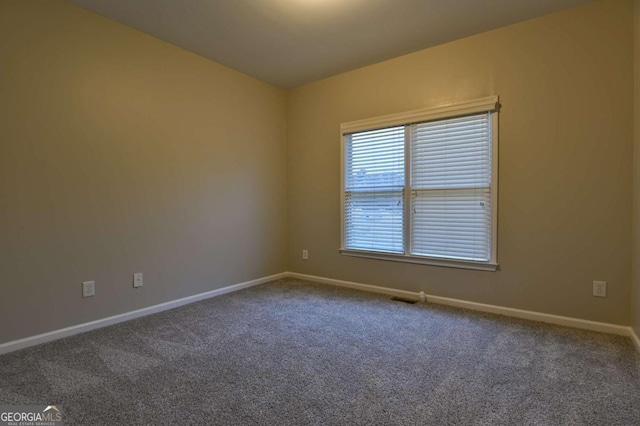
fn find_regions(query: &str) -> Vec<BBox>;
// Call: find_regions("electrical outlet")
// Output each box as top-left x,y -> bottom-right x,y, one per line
133,273 -> 143,288
302,250 -> 308,260
82,281 -> 95,298
593,281 -> 607,298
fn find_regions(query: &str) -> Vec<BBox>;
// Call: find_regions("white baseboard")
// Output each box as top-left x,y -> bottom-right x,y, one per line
287,272 -> 419,300
631,327 -> 640,354
426,294 -> 634,337
286,272 -> 635,340
0,272 -> 288,356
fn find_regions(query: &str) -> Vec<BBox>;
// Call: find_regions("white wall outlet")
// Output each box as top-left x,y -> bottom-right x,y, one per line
302,249 -> 308,260
82,281 -> 95,298
133,273 -> 143,288
593,281 -> 607,298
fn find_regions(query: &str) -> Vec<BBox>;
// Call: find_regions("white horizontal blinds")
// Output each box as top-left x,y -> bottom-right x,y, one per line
344,126 -> 405,253
410,113 -> 492,261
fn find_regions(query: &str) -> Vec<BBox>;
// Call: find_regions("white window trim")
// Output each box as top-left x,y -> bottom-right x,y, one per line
339,96 -> 499,272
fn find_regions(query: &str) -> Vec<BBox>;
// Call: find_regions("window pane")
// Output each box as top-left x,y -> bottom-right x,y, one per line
411,114 -> 491,190
345,190 -> 405,253
344,126 -> 405,253
346,126 -> 405,190
411,189 -> 491,261
410,113 -> 492,261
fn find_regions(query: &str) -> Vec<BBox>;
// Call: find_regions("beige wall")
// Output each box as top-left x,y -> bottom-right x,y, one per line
288,0 -> 634,325
633,0 -> 640,335
0,0 -> 288,343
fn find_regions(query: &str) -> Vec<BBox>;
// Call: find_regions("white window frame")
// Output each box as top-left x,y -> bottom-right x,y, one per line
339,96 -> 499,272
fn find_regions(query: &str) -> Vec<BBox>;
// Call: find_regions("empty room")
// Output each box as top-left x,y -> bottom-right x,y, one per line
1,0 -> 640,424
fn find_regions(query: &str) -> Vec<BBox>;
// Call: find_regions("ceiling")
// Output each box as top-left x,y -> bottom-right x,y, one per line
68,0 -> 593,89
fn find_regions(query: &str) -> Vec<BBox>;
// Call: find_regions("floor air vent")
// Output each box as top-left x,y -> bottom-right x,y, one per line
390,296 -> 417,304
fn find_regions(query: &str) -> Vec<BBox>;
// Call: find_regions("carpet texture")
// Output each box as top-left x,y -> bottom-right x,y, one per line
1,278 -> 639,425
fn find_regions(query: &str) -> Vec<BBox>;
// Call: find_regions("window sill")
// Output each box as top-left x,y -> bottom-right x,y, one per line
339,249 -> 498,272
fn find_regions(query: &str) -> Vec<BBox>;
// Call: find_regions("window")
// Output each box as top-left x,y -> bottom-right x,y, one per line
340,96 -> 499,271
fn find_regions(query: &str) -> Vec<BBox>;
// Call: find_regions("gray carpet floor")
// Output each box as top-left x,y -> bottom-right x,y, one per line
1,278 -> 639,425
